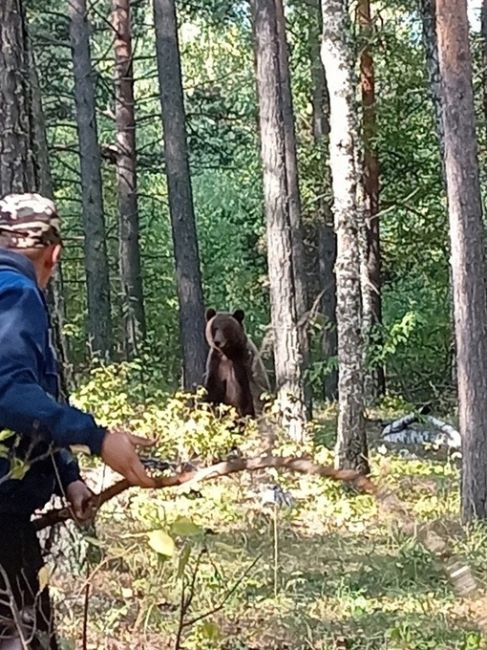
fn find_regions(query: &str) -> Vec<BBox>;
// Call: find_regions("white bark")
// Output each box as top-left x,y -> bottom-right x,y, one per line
321,0 -> 368,472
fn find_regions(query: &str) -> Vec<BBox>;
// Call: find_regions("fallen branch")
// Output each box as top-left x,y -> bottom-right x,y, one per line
382,412 -> 418,435
381,412 -> 461,449
33,456 -> 372,531
424,415 -> 461,448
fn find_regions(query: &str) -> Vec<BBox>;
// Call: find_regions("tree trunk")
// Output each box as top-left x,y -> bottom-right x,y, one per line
274,0 -> 311,415
251,0 -> 308,441
0,2 -> 71,398
0,0 -> 37,196
69,0 -> 113,359
358,0 -> 385,402
112,0 -> 146,359
420,0 -> 446,183
321,0 -> 368,473
153,0 -> 207,389
420,0 -> 456,389
436,0 -> 487,522
310,0 -> 338,401
30,47 -> 71,401
482,0 -> 487,136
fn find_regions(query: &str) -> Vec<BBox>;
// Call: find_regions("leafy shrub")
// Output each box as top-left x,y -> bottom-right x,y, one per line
71,360 -> 258,463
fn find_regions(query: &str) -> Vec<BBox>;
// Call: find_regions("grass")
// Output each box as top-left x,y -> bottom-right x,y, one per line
44,396 -> 486,650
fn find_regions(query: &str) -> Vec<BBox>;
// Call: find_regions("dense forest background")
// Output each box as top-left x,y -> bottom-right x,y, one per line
28,0 -> 474,402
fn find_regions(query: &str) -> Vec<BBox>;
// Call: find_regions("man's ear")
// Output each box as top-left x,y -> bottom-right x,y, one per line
47,243 -> 62,269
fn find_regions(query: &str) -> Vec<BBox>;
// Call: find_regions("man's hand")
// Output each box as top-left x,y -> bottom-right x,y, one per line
66,480 -> 96,523
101,430 -> 156,488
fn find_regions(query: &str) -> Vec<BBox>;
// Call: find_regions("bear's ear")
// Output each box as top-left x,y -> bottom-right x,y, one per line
206,308 -> 216,321
233,309 -> 245,324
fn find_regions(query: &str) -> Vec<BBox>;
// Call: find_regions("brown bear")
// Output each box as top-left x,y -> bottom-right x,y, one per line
203,308 -> 255,418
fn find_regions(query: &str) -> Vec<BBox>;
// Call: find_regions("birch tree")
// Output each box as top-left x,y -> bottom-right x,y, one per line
321,0 -> 368,472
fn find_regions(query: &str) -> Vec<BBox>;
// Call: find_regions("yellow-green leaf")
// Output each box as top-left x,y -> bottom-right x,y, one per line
38,566 -> 50,592
177,543 -> 192,580
0,430 -> 15,442
84,536 -> 103,548
171,516 -> 203,538
200,621 -> 220,641
9,459 -> 29,480
147,530 -> 175,558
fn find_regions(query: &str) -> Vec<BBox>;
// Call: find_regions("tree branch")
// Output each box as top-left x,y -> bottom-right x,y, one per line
33,455 -> 372,531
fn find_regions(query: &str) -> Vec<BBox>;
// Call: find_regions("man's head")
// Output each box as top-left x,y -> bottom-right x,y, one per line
0,193 -> 62,289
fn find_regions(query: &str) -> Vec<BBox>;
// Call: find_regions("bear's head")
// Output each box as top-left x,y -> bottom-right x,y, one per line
205,308 -> 248,358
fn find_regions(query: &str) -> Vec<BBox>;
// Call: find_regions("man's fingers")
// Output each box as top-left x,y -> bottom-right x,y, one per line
127,459 -> 157,488
127,433 -> 155,447
125,470 -> 154,488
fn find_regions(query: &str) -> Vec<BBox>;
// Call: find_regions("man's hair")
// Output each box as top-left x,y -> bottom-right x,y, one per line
0,193 -> 61,250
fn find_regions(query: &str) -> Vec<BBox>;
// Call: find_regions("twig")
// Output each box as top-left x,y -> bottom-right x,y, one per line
82,565 -> 90,650
182,554 -> 261,628
174,548 -> 206,650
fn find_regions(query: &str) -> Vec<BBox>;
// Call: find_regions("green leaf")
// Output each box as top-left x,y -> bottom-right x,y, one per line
9,459 -> 29,480
171,516 -> 203,538
0,430 -> 15,442
147,530 -> 175,558
200,621 -> 220,641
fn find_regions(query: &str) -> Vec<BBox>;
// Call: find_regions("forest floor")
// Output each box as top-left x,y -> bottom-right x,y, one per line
47,404 -> 486,650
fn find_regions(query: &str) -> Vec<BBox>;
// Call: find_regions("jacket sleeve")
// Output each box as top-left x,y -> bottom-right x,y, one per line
0,284 -> 106,455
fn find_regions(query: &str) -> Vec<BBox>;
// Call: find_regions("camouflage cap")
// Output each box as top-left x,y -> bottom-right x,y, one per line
0,193 -> 61,249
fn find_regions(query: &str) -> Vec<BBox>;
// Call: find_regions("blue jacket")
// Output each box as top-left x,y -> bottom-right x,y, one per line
0,250 -> 106,516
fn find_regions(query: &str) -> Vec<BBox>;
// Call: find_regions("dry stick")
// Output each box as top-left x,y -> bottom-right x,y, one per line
33,455 -> 487,635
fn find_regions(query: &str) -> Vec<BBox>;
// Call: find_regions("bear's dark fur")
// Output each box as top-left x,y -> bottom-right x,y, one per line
203,308 -> 255,418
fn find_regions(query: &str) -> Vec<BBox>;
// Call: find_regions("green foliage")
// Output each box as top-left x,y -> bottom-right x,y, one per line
28,0 -> 467,403
72,360 -> 255,462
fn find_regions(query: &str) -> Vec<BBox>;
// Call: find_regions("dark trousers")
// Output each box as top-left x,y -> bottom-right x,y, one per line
0,515 -> 57,649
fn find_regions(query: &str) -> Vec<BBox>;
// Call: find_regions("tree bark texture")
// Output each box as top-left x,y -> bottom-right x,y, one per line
153,0 -> 207,389
30,47 -> 71,401
419,0 -> 446,184
321,0 -> 369,473
112,0 -> 146,359
252,0 -> 308,441
481,0 -> 487,137
436,0 -> 487,521
309,0 -> 338,401
69,0 -> 113,359
0,0 -> 37,196
420,0 -> 456,389
274,0 -> 311,416
358,0 -> 385,402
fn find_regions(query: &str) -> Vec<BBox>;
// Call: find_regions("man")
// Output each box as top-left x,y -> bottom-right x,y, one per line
0,193 -> 155,649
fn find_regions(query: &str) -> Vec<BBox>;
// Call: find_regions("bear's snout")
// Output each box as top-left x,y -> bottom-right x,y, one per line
213,330 -> 226,348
